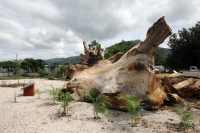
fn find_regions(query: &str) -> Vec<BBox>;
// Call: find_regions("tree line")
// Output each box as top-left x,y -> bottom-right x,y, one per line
0,58 -> 67,78
1,21 -> 199,76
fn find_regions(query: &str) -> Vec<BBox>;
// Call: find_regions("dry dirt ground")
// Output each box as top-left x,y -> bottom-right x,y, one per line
0,78 -> 200,133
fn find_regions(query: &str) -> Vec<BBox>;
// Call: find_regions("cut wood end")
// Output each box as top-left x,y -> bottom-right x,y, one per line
146,16 -> 172,39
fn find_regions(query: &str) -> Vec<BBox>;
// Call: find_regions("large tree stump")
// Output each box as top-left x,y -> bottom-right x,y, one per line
64,16 -> 172,108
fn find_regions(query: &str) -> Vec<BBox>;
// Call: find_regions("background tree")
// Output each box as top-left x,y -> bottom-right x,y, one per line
88,40 -> 101,51
104,40 -> 141,59
0,61 -> 19,75
166,21 -> 200,70
59,64 -> 67,79
21,58 -> 35,73
21,58 -> 45,76
37,59 -> 45,70
21,59 -> 29,74
0,61 -> 18,69
155,48 -> 165,65
51,62 -> 60,78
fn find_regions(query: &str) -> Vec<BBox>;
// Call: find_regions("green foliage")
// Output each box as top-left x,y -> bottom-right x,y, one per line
60,92 -> 73,116
0,61 -> 19,69
175,104 -> 194,128
104,40 -> 141,59
120,94 -> 142,125
34,89 -> 43,99
47,85 -> 61,103
52,64 -> 67,78
38,67 -> 48,77
104,39 -> 168,66
14,89 -> 17,103
155,47 -> 165,65
166,21 -> 200,70
88,40 -> 101,51
21,58 -> 45,75
1,81 -> 7,87
87,90 -> 111,119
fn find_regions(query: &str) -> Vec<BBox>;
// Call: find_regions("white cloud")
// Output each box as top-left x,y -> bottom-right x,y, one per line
0,0 -> 200,61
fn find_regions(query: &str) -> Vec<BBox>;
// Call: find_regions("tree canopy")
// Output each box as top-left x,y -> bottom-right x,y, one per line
21,58 -> 45,72
166,21 -> 200,70
155,47 -> 165,65
104,40 -> 141,59
104,40 -> 166,65
88,40 -> 101,51
0,61 -> 19,69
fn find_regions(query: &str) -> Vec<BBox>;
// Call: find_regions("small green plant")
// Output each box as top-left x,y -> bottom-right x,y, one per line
34,89 -> 43,99
175,103 -> 194,128
60,92 -> 72,116
14,89 -> 17,103
1,81 -> 7,87
87,90 -> 111,119
28,80 -> 35,84
47,85 -> 61,103
120,94 -> 142,125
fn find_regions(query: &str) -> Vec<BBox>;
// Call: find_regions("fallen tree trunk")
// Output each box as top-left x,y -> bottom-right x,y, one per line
171,78 -> 200,98
176,85 -> 200,98
64,17 -> 172,109
172,78 -> 195,90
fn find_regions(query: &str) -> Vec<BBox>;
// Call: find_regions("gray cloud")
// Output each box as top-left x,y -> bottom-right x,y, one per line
0,0 -> 200,61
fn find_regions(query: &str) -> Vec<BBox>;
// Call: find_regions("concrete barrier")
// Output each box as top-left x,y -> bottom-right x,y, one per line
0,72 -> 13,77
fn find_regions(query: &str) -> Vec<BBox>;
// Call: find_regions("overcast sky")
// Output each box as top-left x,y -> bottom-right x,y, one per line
0,0 -> 200,61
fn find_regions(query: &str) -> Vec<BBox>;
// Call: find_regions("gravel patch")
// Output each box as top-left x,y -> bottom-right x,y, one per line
0,79 -> 200,133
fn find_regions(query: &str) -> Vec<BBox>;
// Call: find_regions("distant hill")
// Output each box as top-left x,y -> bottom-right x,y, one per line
43,45 -> 171,65
43,56 -> 80,65
161,47 -> 171,58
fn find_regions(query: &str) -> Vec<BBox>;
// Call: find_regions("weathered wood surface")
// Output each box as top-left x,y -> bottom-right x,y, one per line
176,84 -> 200,98
167,93 -> 182,103
80,41 -> 104,66
108,52 -> 124,63
163,73 -> 184,85
172,78 -> 195,90
63,16 -> 173,109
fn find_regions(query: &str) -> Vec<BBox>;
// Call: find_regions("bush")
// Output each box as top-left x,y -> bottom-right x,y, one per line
34,89 -> 43,99
60,92 -> 72,116
87,90 -> 111,119
47,85 -> 61,103
120,94 -> 142,125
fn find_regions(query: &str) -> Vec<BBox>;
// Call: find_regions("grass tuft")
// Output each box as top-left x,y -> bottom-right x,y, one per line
47,85 -> 61,104
34,89 -> 43,99
175,103 -> 194,129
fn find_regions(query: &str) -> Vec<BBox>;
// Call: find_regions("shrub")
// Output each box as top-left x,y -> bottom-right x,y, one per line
47,85 -> 61,103
87,90 -> 111,119
60,92 -> 72,116
120,94 -> 142,125
34,89 -> 43,99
